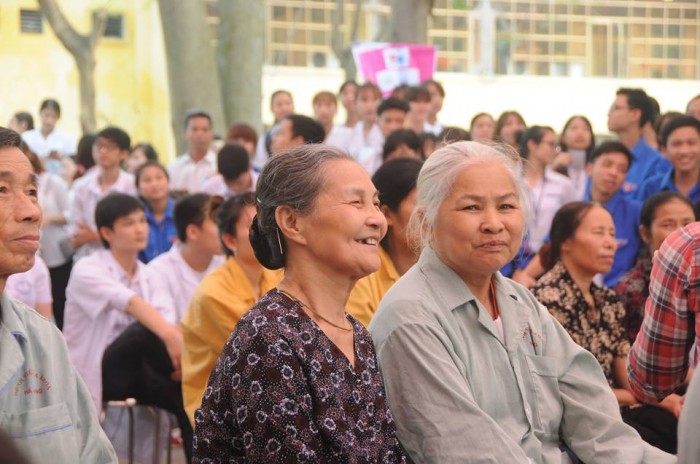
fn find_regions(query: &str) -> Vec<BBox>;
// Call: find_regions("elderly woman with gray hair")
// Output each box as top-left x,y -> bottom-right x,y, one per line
369,141 -> 674,463
193,144 -> 407,462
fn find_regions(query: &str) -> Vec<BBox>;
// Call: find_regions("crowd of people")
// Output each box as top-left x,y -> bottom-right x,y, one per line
1,81 -> 699,463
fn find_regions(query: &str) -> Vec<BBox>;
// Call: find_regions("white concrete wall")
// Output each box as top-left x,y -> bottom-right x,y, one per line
262,66 -> 700,136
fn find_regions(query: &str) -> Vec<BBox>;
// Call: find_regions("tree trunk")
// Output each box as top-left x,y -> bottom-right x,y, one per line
390,0 -> 432,44
217,0 -> 264,134
157,0 -> 226,156
331,0 -> 363,81
76,53 -> 97,133
37,0 -> 105,134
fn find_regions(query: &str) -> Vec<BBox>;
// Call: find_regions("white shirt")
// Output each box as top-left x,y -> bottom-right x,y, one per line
38,172 -> 71,267
424,120 -> 444,136
148,244 -> 224,321
63,250 -> 175,412
200,170 -> 259,198
566,148 -> 589,201
527,168 -> 578,252
325,124 -> 355,152
21,128 -> 76,158
5,256 -> 52,311
68,169 -> 137,257
346,121 -> 384,176
168,150 -> 217,193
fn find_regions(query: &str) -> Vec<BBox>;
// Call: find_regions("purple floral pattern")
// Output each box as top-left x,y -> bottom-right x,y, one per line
193,289 -> 406,463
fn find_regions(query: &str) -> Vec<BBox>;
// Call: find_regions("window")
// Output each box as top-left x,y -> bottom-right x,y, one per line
103,15 -> 124,39
20,9 -> 43,34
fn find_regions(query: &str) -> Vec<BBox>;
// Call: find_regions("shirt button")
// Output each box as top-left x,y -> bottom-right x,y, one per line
355,377 -> 362,387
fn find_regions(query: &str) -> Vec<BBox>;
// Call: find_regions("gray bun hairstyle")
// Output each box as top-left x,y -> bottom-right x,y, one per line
250,143 -> 354,269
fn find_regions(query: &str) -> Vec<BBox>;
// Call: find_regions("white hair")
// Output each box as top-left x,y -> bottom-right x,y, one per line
409,140 -> 532,250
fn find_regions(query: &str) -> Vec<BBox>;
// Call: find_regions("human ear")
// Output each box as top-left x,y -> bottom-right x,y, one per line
275,205 -> 307,246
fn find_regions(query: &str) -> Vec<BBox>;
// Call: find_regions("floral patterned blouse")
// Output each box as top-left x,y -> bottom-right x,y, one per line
193,289 -> 407,463
532,262 -> 631,385
614,255 -> 652,343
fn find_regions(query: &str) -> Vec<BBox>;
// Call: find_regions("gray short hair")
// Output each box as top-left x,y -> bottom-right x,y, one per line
410,141 -> 531,249
255,143 -> 354,247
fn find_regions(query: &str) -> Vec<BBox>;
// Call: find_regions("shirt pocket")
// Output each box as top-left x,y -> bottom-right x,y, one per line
0,402 -> 81,463
524,354 -> 563,438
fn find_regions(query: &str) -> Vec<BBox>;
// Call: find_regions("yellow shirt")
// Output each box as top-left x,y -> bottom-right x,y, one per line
346,246 -> 399,327
180,257 -> 282,425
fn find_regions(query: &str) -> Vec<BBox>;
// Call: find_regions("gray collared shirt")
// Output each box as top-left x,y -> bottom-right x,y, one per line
0,293 -> 117,463
370,246 -> 674,464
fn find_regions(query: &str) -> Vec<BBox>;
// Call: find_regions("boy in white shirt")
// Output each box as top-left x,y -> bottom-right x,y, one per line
148,193 -> 224,321
69,126 -> 136,257
200,144 -> 258,198
63,193 -> 191,460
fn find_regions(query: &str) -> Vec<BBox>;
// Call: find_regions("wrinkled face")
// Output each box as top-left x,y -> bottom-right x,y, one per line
93,136 -> 128,170
562,206 -> 617,277
271,93 -> 294,121
378,109 -> 407,137
528,130 -> 558,165
562,117 -> 593,151
432,162 -> 524,284
39,108 -> 59,132
470,114 -> 495,141
313,100 -> 337,126
499,114 -> 526,146
607,95 -> 639,133
295,159 -> 387,281
126,147 -> 148,174
0,147 -> 42,280
586,151 -> 629,200
356,89 -> 380,120
100,209 -> 149,253
185,116 -> 214,154
663,126 -> 700,175
643,198 -> 696,253
137,165 -> 170,202
426,83 -> 444,117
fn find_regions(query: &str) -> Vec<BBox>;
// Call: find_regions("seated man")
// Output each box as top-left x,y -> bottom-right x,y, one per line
637,115 -> 700,203
148,193 -> 225,321
62,193 -> 191,460
69,126 -> 136,257
0,127 -> 116,462
583,141 -> 641,286
200,144 -> 258,197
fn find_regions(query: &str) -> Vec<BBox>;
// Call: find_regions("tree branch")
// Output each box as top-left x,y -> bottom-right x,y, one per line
36,0 -> 88,56
90,10 -> 108,50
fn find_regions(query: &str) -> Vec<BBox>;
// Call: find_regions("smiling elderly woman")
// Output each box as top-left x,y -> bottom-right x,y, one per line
193,144 -> 406,463
368,141 -> 674,463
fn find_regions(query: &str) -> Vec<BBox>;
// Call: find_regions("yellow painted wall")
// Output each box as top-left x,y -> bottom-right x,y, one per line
0,0 -> 176,162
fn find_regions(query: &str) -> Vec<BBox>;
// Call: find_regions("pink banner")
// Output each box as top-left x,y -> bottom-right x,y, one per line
353,43 -> 437,96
